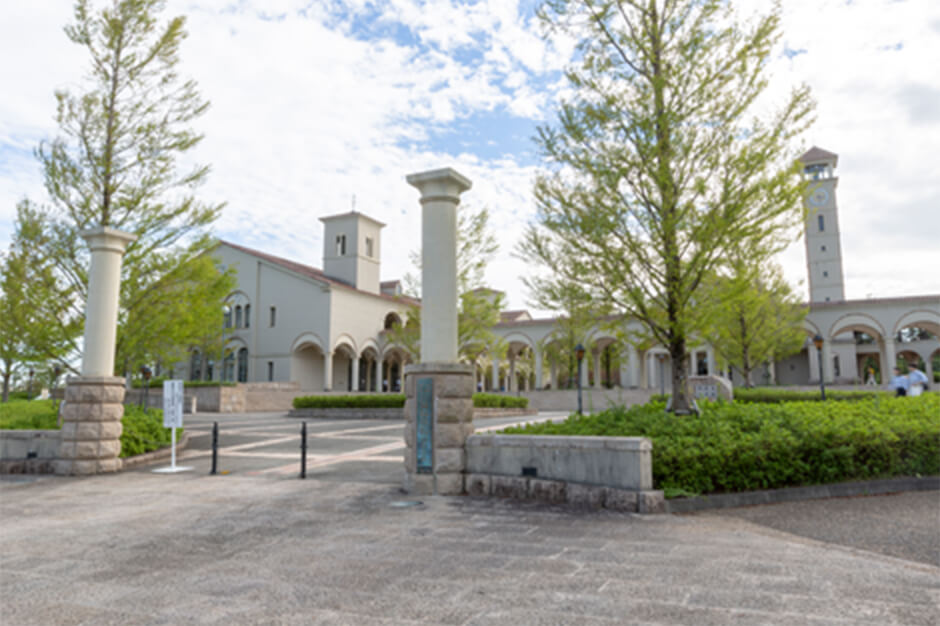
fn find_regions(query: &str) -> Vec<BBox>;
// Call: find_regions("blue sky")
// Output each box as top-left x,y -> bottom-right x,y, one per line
1,0 -> 938,314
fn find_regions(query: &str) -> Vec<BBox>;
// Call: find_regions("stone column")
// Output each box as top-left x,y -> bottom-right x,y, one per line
580,353 -> 589,388
767,359 -> 777,384
592,350 -> 602,389
883,338 -> 897,380
491,356 -> 500,391
706,347 -> 716,376
808,344 -> 820,383
925,355 -> 934,385
351,355 -> 360,392
822,340 -> 834,383
57,227 -> 136,476
628,346 -> 640,388
323,350 -> 333,391
365,357 -> 373,391
403,168 -> 474,496
549,357 -> 558,390
533,346 -> 543,390
508,354 -> 516,392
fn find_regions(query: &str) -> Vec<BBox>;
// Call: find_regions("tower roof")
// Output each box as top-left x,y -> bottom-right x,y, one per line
799,146 -> 838,167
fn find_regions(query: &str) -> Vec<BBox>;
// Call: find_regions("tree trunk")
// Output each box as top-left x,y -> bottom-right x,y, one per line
2,371 -> 9,402
669,337 -> 694,414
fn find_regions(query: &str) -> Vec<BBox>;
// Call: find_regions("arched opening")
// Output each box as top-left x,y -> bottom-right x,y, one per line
291,342 -> 325,391
332,343 -> 357,391
384,312 -> 402,331
360,346 -> 380,392
235,305 -> 243,328
237,347 -> 248,383
244,304 -> 251,328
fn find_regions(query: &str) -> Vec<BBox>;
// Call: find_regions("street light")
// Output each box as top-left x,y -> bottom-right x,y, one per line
220,304 -> 231,383
575,343 -> 585,415
27,369 -> 34,400
140,365 -> 152,410
812,334 -> 826,401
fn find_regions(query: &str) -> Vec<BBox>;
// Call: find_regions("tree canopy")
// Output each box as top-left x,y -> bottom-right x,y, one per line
12,0 -> 232,377
522,0 -> 814,412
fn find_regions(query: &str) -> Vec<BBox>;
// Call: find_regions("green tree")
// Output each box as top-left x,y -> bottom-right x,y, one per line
521,0 -> 814,413
701,259 -> 806,388
389,205 -> 506,367
0,202 -> 81,399
20,0 -> 228,376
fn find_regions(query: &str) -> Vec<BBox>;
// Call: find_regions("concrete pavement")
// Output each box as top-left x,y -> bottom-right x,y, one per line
1,411 -> 938,625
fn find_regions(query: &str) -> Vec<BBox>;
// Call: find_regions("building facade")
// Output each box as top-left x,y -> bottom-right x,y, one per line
189,148 -> 938,391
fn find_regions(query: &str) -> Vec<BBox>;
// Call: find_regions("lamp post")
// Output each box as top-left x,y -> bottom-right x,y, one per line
27,369 -> 34,401
140,365 -> 152,410
812,334 -> 826,401
220,304 -> 231,383
575,343 -> 585,415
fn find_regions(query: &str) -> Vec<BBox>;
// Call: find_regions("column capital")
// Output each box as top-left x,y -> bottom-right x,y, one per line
80,226 -> 137,253
406,168 -> 472,200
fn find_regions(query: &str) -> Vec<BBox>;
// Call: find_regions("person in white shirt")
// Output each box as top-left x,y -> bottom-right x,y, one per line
907,365 -> 929,397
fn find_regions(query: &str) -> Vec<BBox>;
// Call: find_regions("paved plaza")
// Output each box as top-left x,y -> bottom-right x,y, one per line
1,412 -> 938,625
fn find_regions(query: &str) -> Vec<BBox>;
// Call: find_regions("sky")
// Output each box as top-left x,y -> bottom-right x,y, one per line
1,0 -> 938,316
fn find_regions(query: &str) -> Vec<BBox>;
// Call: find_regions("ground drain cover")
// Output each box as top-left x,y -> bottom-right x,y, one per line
389,500 -> 424,509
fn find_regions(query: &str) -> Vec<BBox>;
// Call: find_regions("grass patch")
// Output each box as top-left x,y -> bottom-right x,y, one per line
501,395 -> 940,497
0,399 -> 181,458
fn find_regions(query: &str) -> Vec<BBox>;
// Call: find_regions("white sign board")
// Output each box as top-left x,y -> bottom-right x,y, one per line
163,380 -> 184,429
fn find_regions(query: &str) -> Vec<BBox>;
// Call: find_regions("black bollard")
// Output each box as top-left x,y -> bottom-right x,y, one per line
210,421 -> 219,475
300,421 -> 307,479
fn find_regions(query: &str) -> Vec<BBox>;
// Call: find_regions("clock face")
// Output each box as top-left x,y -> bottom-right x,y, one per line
809,187 -> 830,207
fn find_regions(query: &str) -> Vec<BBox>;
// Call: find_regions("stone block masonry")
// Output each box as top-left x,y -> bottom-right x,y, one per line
403,362 -> 474,496
55,377 -> 126,475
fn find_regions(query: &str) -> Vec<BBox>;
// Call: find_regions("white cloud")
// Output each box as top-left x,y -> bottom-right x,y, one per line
0,0 -> 937,320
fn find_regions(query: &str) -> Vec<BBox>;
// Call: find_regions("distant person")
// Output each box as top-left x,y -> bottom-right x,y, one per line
908,365 -> 928,397
889,367 -> 909,397
865,367 -> 876,386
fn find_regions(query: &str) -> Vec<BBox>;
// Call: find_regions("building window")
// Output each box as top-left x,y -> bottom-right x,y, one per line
223,307 -> 232,329
237,348 -> 249,383
336,234 -> 346,256
823,270 -> 828,277
267,361 -> 274,382
821,245 -> 826,251
244,304 -> 251,328
833,355 -> 840,378
365,237 -> 373,258
818,215 -> 825,232
270,306 -> 276,327
825,297 -> 830,302
235,305 -> 243,328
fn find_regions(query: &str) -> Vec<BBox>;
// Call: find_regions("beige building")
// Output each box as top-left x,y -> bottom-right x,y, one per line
189,148 -> 938,391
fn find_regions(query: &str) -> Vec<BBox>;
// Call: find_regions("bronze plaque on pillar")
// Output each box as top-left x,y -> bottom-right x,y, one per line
416,377 -> 433,473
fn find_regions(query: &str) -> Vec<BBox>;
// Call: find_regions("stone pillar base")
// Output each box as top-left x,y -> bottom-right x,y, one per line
55,377 -> 126,476
403,363 -> 474,495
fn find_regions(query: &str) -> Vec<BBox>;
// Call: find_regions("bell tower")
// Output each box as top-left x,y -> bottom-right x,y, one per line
320,211 -> 384,294
799,146 -> 845,303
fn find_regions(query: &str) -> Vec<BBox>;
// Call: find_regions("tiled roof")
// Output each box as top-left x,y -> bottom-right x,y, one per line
219,241 -> 418,306
799,146 -> 839,164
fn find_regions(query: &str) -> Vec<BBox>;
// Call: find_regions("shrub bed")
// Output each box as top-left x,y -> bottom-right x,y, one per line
292,393 -> 530,409
500,395 -> 939,497
733,388 -> 893,403
293,394 -> 406,409
131,378 -> 236,388
0,400 -> 180,458
472,393 -> 529,409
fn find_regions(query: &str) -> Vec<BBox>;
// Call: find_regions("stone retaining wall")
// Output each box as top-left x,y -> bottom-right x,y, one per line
0,430 -> 61,474
465,434 -> 664,513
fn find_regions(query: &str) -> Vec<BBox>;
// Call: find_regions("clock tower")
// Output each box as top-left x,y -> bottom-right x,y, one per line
800,146 -> 845,303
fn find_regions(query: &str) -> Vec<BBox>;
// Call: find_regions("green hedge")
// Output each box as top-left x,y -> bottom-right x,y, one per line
0,400 -> 180,458
293,394 -> 406,409
500,395 -> 939,497
292,392 -> 530,409
733,388 -> 894,403
131,378 -> 236,388
473,393 -> 529,409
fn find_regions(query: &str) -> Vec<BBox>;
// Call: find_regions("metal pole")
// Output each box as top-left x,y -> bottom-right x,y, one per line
300,421 -> 307,479
576,359 -> 583,415
210,421 -> 219,475
817,347 -> 826,401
